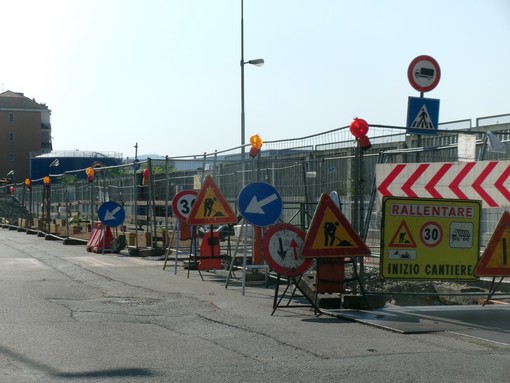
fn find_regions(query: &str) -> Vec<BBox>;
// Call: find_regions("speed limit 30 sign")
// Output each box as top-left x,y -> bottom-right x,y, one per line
420,221 -> 443,247
172,190 -> 198,222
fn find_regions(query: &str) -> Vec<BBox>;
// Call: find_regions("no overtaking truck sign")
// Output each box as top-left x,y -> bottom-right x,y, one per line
407,55 -> 441,93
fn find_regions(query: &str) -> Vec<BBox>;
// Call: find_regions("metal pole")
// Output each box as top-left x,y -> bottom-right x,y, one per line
65,187 -> 70,238
358,143 -> 365,288
240,0 -> 247,187
89,181 -> 94,230
28,186 -> 32,227
164,156 -> 169,250
46,184 -> 51,233
241,0 -> 245,159
148,158 -> 158,249
134,143 -> 139,249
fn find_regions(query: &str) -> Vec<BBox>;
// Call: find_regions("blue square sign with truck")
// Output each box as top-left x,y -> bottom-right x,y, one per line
407,96 -> 440,135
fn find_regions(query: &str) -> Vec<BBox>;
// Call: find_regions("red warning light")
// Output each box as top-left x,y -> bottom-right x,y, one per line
349,118 -> 372,150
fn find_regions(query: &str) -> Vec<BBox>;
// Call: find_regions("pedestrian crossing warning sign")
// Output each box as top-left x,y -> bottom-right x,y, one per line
475,211 -> 510,277
411,106 -> 434,130
406,96 -> 440,136
187,175 -> 237,225
301,193 -> 370,258
389,220 -> 417,248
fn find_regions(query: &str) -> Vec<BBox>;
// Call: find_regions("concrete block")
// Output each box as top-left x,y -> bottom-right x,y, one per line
343,294 -> 386,309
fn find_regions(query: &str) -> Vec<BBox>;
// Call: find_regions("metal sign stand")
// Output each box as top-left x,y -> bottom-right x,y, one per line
483,276 -> 506,306
162,223 -> 175,271
271,274 -> 319,316
224,219 -> 268,294
225,219 -> 246,287
186,226 -> 203,281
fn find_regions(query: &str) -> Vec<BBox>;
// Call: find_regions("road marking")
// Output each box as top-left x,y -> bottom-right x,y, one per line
73,256 -> 161,268
0,258 -> 48,268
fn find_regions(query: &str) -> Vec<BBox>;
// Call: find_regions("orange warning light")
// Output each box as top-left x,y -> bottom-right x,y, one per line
24,178 -> 31,189
43,176 -> 51,186
249,134 -> 263,158
85,167 -> 94,182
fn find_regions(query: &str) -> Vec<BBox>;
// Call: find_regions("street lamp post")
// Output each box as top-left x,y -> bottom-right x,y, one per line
240,0 -> 264,158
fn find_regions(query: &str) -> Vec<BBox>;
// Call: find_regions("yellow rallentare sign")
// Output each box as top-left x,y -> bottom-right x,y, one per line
381,197 -> 481,280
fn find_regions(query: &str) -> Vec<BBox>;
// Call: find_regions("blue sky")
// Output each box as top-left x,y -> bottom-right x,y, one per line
1,0 -> 509,158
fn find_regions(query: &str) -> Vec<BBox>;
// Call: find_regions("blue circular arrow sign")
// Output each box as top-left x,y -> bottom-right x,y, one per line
238,182 -> 283,227
98,201 -> 126,227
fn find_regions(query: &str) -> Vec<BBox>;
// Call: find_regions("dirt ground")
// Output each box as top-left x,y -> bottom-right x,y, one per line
354,267 -> 508,306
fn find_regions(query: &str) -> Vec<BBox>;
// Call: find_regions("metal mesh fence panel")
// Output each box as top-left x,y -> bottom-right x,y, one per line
4,118 -> 510,261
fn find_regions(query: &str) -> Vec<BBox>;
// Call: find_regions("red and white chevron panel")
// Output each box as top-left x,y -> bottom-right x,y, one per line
376,160 -> 510,208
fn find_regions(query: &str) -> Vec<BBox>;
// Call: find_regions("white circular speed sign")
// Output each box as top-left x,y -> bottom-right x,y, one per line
172,190 -> 197,222
420,221 -> 443,247
407,55 -> 441,93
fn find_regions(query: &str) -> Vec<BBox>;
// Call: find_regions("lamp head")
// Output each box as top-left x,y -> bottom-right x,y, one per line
349,117 -> 372,150
247,58 -> 264,67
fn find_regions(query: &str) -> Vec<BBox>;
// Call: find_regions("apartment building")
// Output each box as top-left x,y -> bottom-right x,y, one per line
0,91 -> 52,182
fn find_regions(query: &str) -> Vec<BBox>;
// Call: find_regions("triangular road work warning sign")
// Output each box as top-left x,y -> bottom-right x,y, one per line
389,220 -> 417,248
302,193 -> 370,258
187,175 -> 237,225
475,211 -> 510,277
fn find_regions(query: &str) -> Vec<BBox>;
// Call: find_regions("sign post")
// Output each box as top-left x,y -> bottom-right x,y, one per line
235,182 -> 283,294
406,55 -> 441,150
167,190 -> 198,274
262,223 -> 316,315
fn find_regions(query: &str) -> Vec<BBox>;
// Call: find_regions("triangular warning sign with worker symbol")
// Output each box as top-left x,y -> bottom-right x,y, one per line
389,220 -> 417,248
187,175 -> 238,225
475,211 -> 510,277
301,193 -> 370,258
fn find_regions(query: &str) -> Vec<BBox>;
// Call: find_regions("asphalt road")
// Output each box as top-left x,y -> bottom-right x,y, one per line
0,228 -> 509,383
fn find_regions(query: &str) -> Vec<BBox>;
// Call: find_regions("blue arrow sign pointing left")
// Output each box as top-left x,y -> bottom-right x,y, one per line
98,201 -> 126,227
238,182 -> 283,227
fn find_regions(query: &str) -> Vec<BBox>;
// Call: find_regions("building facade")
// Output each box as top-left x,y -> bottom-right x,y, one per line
0,91 -> 52,182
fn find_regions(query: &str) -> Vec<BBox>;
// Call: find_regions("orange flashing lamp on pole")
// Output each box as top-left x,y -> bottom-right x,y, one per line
43,176 -> 51,186
249,134 -> 263,158
24,178 -> 31,189
349,117 -> 372,150
86,167 -> 95,182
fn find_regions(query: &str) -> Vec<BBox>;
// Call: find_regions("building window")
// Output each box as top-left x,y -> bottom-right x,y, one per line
9,113 -> 14,123
8,153 -> 14,162
8,131 -> 14,142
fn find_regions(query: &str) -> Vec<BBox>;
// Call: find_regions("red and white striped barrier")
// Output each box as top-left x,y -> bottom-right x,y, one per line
376,160 -> 510,208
